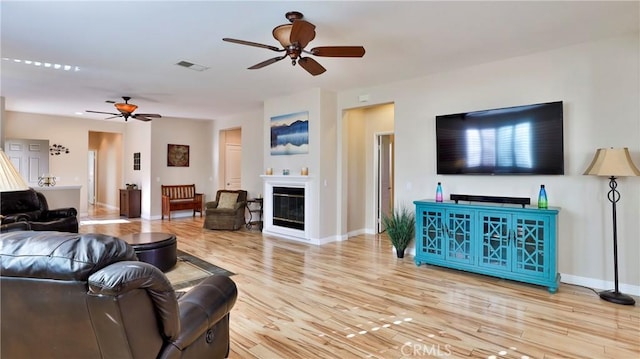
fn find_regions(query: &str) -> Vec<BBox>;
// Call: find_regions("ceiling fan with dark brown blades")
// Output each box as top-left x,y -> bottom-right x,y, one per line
86,96 -> 162,122
223,11 -> 365,76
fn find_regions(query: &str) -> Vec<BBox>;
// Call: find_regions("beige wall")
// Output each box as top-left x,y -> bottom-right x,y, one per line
344,109 -> 366,234
211,109 -> 263,200
343,103 -> 395,235
88,131 -> 123,208
5,112 -> 125,215
149,117 -> 214,219
337,33 -> 640,291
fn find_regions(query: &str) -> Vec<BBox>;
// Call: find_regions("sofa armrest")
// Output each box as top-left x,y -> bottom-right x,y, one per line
170,275 -> 238,350
88,261 -> 180,340
233,201 -> 247,211
0,213 -> 29,224
42,207 -> 78,219
0,221 -> 32,233
205,201 -> 219,209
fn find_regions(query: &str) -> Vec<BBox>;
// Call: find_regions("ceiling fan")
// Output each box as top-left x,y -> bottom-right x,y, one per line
223,11 -> 365,76
86,97 -> 162,122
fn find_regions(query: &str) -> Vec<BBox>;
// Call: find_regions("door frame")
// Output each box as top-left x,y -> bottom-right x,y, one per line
87,150 -> 96,204
375,132 -> 394,233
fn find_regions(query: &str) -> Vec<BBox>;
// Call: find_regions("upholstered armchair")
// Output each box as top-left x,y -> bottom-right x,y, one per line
203,190 -> 247,230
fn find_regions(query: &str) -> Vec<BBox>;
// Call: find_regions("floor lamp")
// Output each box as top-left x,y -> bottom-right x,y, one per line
583,147 -> 639,305
0,149 -> 30,192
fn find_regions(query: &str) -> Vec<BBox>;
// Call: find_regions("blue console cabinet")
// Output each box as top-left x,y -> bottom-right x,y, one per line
414,200 -> 560,293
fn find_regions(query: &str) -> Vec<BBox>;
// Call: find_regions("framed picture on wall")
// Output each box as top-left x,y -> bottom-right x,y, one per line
167,144 -> 189,167
270,111 -> 309,156
133,152 -> 141,170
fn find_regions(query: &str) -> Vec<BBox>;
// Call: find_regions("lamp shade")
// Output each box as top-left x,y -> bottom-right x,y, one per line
115,102 -> 138,113
0,150 -> 29,192
272,24 -> 292,47
583,147 -> 640,177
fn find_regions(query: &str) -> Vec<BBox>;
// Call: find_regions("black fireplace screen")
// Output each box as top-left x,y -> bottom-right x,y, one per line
273,186 -> 304,230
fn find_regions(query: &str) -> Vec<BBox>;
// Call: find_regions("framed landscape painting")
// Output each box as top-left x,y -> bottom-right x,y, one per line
270,111 -> 309,156
167,144 -> 189,167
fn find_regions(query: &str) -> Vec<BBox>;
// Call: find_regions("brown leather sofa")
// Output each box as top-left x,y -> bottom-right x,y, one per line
203,190 -> 248,230
1,230 -> 238,358
0,188 -> 78,232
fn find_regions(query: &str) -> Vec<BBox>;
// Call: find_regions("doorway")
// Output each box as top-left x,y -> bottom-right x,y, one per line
221,128 -> 242,190
343,103 -> 395,236
376,133 -> 394,233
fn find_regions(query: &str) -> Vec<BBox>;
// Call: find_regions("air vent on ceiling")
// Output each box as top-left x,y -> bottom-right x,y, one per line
175,60 -> 209,72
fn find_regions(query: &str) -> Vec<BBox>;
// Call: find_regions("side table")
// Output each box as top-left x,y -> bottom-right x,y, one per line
246,198 -> 263,231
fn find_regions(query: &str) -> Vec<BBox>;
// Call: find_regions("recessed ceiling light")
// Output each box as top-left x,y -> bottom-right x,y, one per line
2,57 -> 80,71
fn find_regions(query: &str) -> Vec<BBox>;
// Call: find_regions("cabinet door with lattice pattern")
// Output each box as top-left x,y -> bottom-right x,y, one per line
513,215 -> 549,277
445,209 -> 475,265
478,211 -> 512,272
415,207 -> 446,264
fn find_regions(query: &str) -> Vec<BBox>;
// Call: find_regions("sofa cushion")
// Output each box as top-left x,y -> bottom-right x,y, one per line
0,231 -> 137,281
217,192 -> 238,209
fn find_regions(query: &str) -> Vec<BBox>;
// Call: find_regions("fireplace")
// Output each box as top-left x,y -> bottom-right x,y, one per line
262,175 -> 313,242
272,187 -> 305,230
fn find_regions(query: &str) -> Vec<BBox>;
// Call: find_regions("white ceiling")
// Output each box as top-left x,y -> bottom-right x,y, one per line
1,1 -> 638,122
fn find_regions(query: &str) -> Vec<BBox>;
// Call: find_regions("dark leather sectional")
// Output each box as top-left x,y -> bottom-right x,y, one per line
0,188 -> 78,232
1,231 -> 238,358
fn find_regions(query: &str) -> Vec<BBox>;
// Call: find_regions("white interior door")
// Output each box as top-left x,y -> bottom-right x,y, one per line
224,144 -> 242,190
4,139 -> 49,186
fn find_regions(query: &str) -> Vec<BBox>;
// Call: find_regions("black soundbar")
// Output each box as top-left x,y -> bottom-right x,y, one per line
450,194 -> 530,208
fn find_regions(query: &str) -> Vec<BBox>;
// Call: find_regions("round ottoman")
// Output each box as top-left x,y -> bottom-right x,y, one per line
119,232 -> 177,272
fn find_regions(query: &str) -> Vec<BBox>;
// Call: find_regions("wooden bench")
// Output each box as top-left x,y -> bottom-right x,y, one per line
161,184 -> 203,221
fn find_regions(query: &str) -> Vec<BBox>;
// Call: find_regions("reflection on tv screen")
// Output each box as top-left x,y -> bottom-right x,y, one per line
436,101 -> 564,175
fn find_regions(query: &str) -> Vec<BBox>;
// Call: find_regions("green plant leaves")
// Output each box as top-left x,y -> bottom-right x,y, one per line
382,205 -> 415,251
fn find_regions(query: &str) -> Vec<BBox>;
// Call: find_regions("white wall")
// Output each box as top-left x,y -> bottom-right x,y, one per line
337,33 -> 640,291
264,88 -> 340,242
123,121 -> 152,218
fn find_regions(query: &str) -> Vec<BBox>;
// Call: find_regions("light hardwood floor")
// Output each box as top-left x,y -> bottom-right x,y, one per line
80,206 -> 639,359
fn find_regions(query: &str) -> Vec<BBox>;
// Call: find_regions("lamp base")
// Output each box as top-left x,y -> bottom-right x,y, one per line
599,290 -> 636,305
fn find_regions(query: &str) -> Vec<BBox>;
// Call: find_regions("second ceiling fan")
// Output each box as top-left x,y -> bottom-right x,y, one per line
223,11 -> 365,76
86,97 -> 162,122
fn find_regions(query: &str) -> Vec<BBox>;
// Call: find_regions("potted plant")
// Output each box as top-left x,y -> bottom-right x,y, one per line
382,205 -> 415,258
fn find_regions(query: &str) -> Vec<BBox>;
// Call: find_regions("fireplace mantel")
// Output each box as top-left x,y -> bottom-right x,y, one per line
261,175 -> 314,243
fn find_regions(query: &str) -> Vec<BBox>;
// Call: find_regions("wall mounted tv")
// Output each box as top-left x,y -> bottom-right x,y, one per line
436,101 -> 564,175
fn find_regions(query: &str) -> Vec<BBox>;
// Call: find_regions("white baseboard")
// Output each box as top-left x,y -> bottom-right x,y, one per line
560,273 -> 640,296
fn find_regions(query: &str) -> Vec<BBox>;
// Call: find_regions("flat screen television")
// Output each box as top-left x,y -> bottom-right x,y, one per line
436,101 -> 564,175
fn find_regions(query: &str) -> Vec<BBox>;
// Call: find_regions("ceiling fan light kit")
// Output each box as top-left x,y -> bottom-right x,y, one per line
115,102 -> 138,114
223,11 -> 365,76
86,96 -> 161,122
